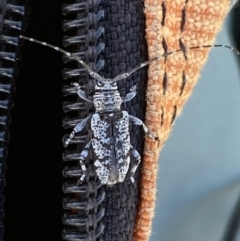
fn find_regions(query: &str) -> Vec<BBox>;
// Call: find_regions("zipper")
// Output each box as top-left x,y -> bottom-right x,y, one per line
62,0 -> 105,240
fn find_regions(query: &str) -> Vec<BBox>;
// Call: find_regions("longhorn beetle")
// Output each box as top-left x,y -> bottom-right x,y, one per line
19,35 -> 240,186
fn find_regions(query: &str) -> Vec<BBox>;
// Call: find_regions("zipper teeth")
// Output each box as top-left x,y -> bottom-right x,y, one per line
0,1 -> 27,240
62,0 -> 105,240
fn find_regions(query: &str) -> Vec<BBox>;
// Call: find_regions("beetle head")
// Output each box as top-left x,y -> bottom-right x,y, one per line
94,80 -> 122,112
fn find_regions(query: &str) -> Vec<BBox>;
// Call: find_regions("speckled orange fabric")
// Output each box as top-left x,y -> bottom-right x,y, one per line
133,0 -> 231,240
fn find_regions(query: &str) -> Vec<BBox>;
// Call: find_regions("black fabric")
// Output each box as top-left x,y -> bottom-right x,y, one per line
0,1 -> 27,240
4,1 -> 63,240
102,0 -> 147,240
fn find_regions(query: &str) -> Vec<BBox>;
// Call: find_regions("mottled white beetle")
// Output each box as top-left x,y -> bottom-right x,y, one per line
64,81 -> 158,186
20,35 -> 239,185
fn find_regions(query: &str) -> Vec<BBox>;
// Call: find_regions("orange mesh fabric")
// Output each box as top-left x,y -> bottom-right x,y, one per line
134,0 -> 231,240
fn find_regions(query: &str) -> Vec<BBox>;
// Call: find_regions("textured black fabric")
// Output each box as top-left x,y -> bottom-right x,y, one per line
102,0 -> 148,240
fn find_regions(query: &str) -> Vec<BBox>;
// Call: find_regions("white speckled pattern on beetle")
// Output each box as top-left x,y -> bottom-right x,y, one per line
91,111 -> 131,185
19,35 -> 163,186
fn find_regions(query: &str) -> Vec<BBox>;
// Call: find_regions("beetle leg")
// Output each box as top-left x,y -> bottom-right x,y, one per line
122,85 -> 137,103
72,83 -> 93,103
64,130 -> 76,147
129,146 -> 141,183
64,115 -> 92,147
78,141 -> 91,184
77,89 -> 93,103
129,115 -> 159,141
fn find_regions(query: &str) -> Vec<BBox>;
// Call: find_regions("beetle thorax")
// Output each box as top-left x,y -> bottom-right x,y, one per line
94,80 -> 122,113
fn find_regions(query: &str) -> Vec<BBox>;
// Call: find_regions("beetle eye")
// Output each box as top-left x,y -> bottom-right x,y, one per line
97,81 -> 104,87
111,81 -> 117,86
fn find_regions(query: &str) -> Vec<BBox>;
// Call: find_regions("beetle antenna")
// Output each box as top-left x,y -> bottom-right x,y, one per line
19,35 -> 105,82
111,44 -> 240,83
